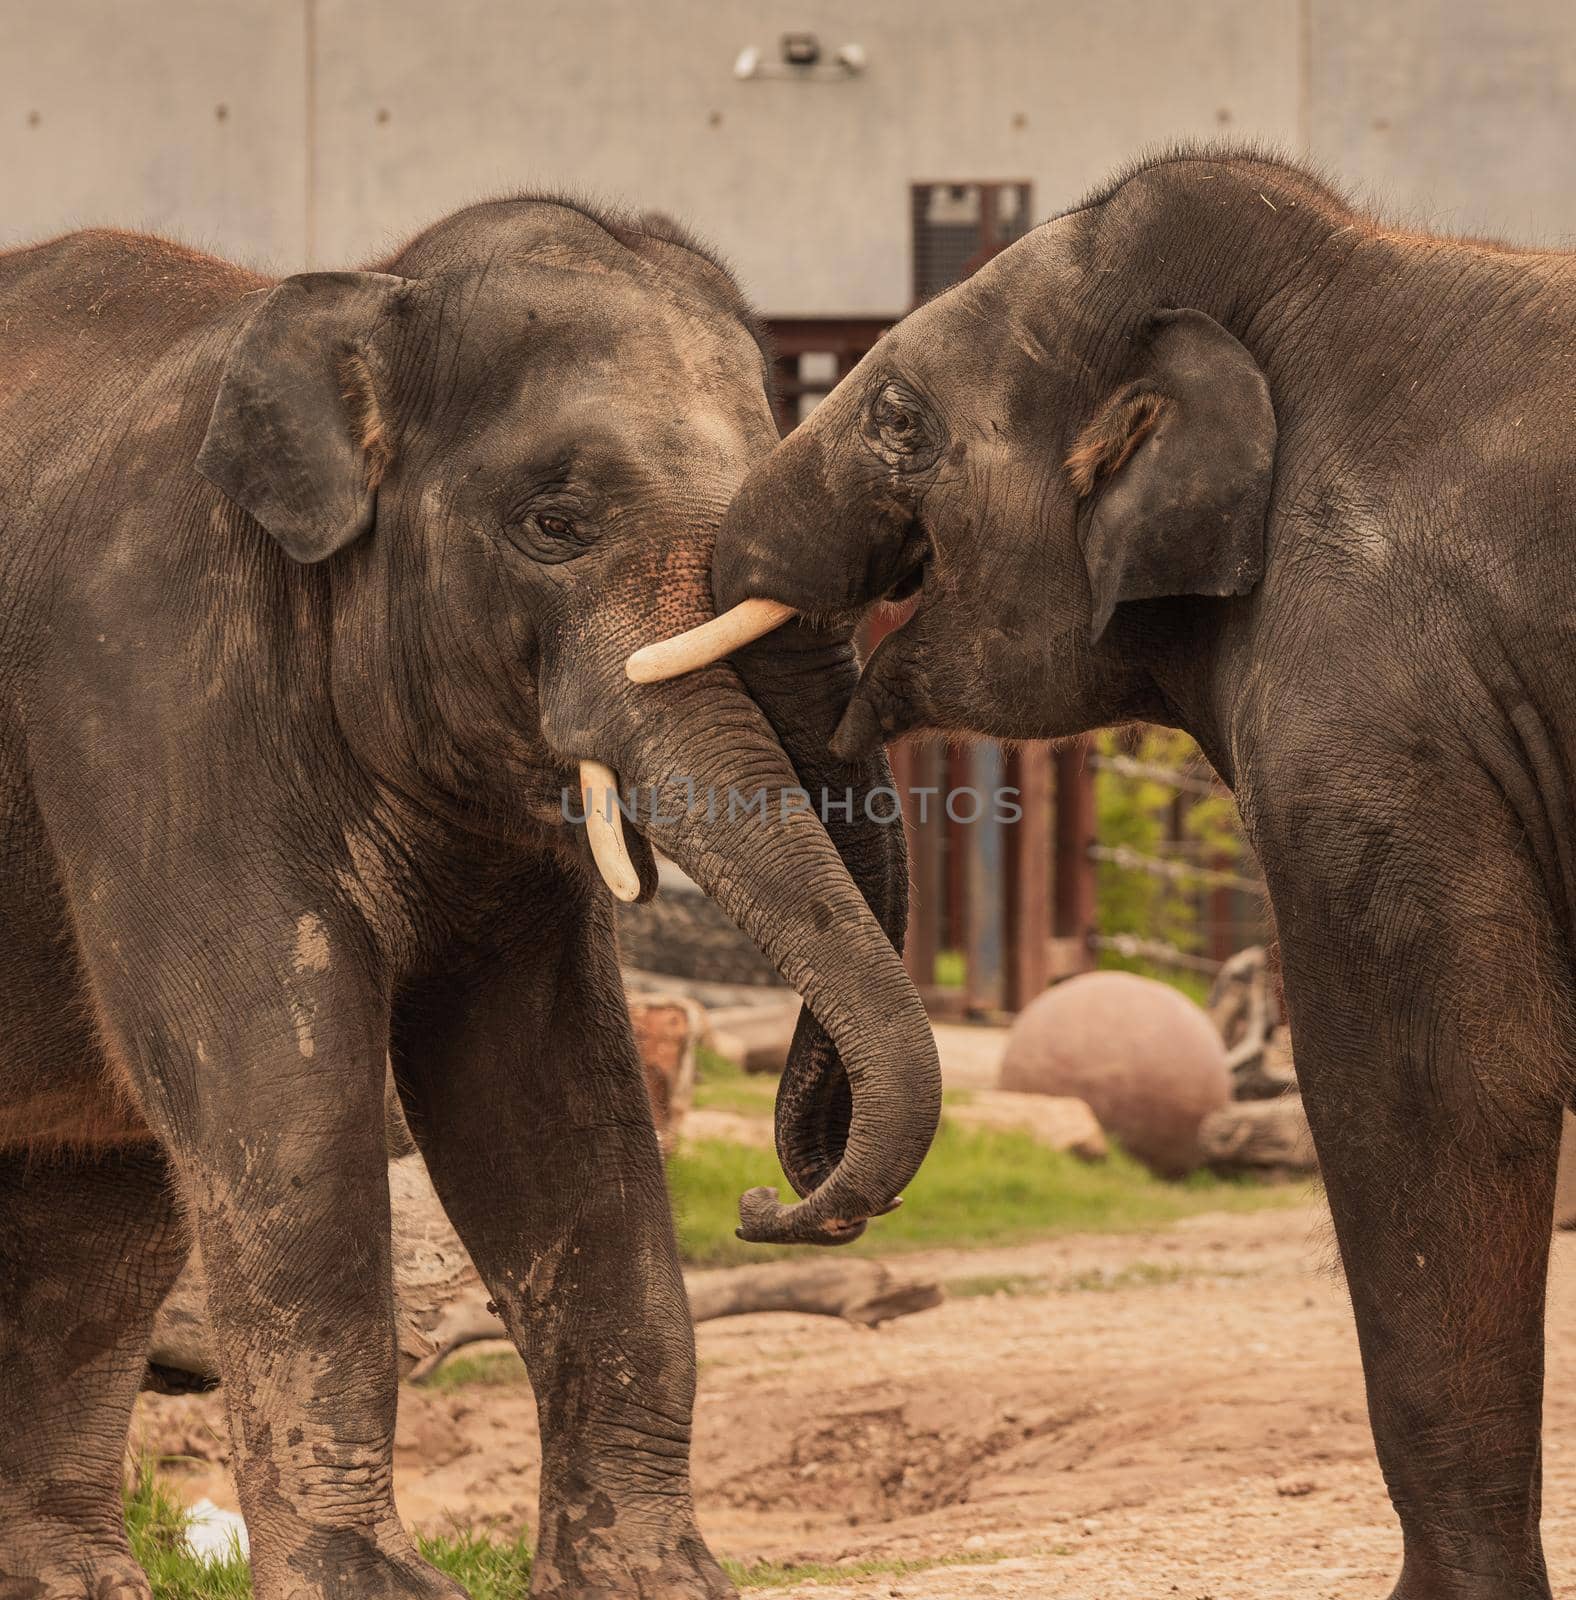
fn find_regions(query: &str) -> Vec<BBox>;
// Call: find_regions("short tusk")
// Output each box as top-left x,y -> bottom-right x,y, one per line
626,598 -> 798,684
579,759 -> 641,903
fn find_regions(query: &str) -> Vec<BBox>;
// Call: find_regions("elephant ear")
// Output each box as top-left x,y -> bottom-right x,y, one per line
1067,308 -> 1276,643
196,271 -> 415,564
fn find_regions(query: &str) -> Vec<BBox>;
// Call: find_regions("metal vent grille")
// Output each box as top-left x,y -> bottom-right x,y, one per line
910,182 -> 1032,304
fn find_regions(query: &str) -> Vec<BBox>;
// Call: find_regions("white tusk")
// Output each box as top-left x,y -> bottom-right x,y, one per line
579,759 -> 641,903
625,598 -> 798,684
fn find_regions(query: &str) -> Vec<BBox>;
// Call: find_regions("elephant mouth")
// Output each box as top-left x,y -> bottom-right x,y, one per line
874,522 -> 930,611
621,533 -> 930,687
883,566 -> 921,608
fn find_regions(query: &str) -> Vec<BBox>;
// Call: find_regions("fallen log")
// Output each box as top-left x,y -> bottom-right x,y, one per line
403,1258 -> 942,1384
147,1151 -> 942,1392
1197,1092 -> 1317,1174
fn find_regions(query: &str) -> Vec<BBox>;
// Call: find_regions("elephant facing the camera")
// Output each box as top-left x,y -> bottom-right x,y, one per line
0,200 -> 938,1600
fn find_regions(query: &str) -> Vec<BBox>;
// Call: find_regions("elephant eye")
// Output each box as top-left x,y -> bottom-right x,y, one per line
869,382 -> 934,462
876,397 -> 916,436
538,514 -> 574,538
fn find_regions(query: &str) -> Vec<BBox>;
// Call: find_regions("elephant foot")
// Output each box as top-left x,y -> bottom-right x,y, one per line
1385,1552 -> 1552,1600
529,1510 -> 735,1600
264,1529 -> 470,1600
0,1551 -> 151,1600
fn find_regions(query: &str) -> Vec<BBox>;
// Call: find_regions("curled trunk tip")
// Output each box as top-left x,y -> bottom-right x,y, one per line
737,1188 -> 903,1247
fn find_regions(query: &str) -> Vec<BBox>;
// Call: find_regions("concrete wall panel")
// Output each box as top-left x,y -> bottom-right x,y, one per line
311,0 -> 1299,311
1308,0 -> 1576,246
0,0 -> 306,268
6,1 -> 1576,312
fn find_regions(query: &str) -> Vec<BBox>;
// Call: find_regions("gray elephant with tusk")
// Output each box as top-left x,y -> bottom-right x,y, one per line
0,198 -> 939,1600
633,144 -> 1576,1599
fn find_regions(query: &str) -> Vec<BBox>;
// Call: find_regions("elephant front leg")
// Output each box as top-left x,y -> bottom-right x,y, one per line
93,918 -> 464,1600
1268,835 -> 1562,1600
394,898 -> 733,1600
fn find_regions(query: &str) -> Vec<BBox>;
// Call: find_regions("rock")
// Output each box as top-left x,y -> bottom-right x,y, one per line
627,995 -> 705,1152
999,971 -> 1231,1177
1198,1093 -> 1318,1174
946,1089 -> 1108,1161
1274,1476 -> 1318,1497
1558,1111 -> 1576,1230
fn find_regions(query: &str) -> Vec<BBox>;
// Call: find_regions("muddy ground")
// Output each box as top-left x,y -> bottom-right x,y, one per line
136,1201 -> 1576,1599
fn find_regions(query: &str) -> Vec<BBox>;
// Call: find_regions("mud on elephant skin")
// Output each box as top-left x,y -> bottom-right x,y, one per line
0,199 -> 939,1599
639,144 -> 1576,1598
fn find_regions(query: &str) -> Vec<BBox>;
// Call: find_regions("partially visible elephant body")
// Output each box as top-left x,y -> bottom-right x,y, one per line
0,207 -> 938,1600
653,147 -> 1576,1598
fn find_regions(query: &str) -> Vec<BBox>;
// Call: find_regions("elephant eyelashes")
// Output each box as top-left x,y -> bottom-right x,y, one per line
866,380 -> 940,468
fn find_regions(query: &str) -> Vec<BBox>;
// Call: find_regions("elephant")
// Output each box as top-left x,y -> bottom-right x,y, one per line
0,198 -> 940,1600
634,145 -> 1576,1597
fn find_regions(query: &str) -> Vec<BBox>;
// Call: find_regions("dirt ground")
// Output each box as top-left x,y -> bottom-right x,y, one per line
135,1201 -> 1576,1599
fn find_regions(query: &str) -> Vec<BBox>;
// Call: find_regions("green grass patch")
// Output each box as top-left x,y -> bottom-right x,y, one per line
127,1467 -> 252,1600
127,1463 -> 998,1597
413,1525 -> 533,1600
668,1119 -> 1300,1268
425,1349 -> 528,1390
126,1465 -> 532,1599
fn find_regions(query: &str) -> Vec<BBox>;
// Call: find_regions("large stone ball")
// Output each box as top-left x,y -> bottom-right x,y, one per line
1000,971 -> 1230,1177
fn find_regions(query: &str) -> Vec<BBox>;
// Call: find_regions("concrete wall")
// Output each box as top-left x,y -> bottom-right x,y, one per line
0,2 -> 309,267
4,1 -> 1575,313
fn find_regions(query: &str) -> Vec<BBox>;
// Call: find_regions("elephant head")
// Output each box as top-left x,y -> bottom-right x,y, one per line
195,197 -> 939,1245
632,157 -> 1286,777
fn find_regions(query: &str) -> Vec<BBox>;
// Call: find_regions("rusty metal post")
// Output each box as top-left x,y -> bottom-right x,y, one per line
1052,737 -> 1097,976
963,742 -> 1005,1014
1003,744 -> 1053,1009
902,742 -> 942,1004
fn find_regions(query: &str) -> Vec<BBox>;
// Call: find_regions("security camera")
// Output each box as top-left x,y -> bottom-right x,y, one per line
836,42 -> 867,74
781,33 -> 820,68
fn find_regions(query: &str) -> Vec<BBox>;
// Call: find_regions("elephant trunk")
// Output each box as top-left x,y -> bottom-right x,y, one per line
620,669 -> 940,1245
723,623 -> 909,1210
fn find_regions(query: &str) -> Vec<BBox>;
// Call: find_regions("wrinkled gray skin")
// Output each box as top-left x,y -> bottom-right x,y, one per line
712,147 -> 1576,1598
0,201 -> 937,1600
